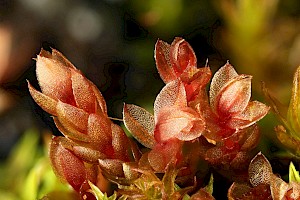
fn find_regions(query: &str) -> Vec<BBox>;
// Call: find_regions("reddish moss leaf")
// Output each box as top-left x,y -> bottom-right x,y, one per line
49,137 -> 87,192
155,39 -> 176,83
154,80 -> 187,118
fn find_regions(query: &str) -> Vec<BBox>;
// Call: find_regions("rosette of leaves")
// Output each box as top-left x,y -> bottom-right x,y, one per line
123,38 -> 269,180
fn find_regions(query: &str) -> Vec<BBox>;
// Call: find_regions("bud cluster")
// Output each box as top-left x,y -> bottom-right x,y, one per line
29,38 -> 270,199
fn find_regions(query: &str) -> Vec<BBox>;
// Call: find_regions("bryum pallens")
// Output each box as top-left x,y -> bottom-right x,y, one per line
29,38 -> 270,199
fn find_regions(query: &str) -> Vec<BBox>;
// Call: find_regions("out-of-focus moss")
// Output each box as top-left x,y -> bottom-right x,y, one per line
0,129 -> 72,200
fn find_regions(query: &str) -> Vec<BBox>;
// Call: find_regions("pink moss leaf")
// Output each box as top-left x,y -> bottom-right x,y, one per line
215,75 -> 252,118
209,62 -> 239,112
154,80 -> 187,119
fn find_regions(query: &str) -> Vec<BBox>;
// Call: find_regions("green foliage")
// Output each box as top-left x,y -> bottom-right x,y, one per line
88,181 -> 118,200
289,162 -> 300,183
0,129 -> 72,200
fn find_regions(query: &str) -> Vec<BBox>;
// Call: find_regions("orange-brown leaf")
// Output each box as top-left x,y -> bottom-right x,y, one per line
36,50 -> 75,105
148,139 -> 183,172
123,103 -> 155,148
70,68 -> 96,113
56,101 -> 89,133
170,37 -> 197,76
54,117 -> 90,142
87,113 -> 112,146
155,39 -> 176,83
111,123 -> 131,161
73,146 -> 106,163
98,159 -> 125,178
28,81 -> 57,115
89,80 -> 107,115
228,101 -> 270,129
248,152 -> 272,187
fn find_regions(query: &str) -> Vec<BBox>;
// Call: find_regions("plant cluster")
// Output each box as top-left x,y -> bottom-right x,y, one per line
28,37 -> 300,199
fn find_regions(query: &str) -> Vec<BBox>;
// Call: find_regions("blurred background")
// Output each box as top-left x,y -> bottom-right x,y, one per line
1,0 -> 300,199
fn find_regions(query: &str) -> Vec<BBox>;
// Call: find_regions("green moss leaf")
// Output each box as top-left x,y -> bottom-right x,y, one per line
88,181 -> 117,200
289,162 -> 300,183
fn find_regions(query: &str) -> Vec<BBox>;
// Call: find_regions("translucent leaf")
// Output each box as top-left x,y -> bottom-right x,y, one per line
227,183 -> 271,200
169,37 -> 197,75
269,175 -> 289,200
122,162 -> 140,181
71,68 -> 96,113
154,107 -> 204,142
51,49 -> 76,69
215,75 -> 252,117
123,103 -> 155,148
209,62 -> 238,111
227,183 -> 252,200
28,82 -> 57,115
98,159 -> 124,178
154,80 -> 187,118
289,162 -> 300,183
248,152 -> 272,187
73,146 -> 105,163
275,125 -> 300,156
287,66 -> 300,138
182,67 -> 212,102
54,117 -> 90,142
89,80 -> 107,115
227,101 -> 270,129
49,137 -> 86,191
111,123 -> 131,161
56,101 -> 89,133
162,162 -> 178,197
190,189 -> 215,200
148,139 -> 183,172
155,39 -> 176,83
36,50 -> 75,105
262,82 -> 289,127
240,125 -> 260,151
87,113 -> 112,146
204,174 -> 214,195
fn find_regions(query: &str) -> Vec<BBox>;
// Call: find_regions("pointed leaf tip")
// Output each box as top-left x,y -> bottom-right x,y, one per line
28,82 -> 58,115
289,162 -> 300,183
170,37 -> 197,75
248,152 -> 272,187
216,75 -> 252,117
209,63 -> 238,111
155,39 -> 176,83
123,103 -> 155,148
